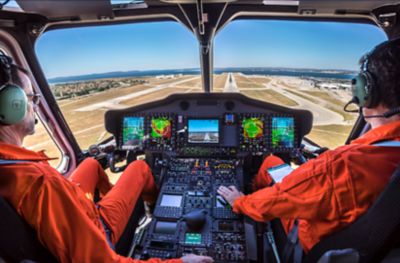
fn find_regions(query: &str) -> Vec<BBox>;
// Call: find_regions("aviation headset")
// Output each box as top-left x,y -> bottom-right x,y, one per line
350,37 -> 400,110
351,54 -> 380,109
0,52 -> 28,125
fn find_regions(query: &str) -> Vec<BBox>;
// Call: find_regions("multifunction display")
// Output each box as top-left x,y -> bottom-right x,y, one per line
151,117 -> 172,139
122,117 -> 145,148
242,117 -> 263,139
271,117 -> 295,149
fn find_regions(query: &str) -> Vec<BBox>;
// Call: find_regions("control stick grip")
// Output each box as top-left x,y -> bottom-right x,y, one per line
107,152 -> 127,173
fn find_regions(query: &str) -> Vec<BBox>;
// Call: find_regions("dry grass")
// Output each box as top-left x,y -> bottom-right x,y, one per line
283,89 -> 356,122
234,74 -> 265,89
247,77 -> 271,86
284,89 -> 319,103
307,124 -> 353,149
120,89 -> 179,106
213,74 -> 228,91
174,76 -> 202,88
242,90 -> 298,107
146,75 -> 195,85
302,90 -> 356,122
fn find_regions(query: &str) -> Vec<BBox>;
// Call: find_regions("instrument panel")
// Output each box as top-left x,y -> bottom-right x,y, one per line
105,93 -> 313,156
104,93 -> 313,261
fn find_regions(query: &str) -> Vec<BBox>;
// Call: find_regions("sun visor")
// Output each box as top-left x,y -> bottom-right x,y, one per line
16,0 -> 113,20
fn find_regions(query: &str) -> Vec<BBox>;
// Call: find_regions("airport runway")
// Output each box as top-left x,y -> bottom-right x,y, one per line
223,73 -> 239,92
265,78 -> 344,125
75,73 -> 344,126
204,72 -> 343,126
75,76 -> 200,112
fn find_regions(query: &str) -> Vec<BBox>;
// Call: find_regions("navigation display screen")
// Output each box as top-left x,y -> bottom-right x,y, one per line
242,117 -> 264,139
271,117 -> 295,148
151,117 -> 172,139
160,194 -> 182,207
122,117 -> 145,146
188,119 -> 219,144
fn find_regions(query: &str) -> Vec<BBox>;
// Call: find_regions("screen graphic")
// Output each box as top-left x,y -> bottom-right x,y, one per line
160,194 -> 182,207
188,119 -> 219,144
185,233 -> 202,245
242,118 -> 263,139
122,117 -> 145,146
271,117 -> 295,148
151,117 -> 172,139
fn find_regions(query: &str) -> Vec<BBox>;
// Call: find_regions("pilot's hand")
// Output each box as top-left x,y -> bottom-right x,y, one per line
181,254 -> 214,263
217,185 -> 244,207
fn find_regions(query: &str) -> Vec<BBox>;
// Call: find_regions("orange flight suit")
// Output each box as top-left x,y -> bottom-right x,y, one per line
0,142 -> 181,263
234,120 -> 400,253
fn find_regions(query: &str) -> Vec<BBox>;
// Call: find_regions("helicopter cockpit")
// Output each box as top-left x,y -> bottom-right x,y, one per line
1,1 -> 400,263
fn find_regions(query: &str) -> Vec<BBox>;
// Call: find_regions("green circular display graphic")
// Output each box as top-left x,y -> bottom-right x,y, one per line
243,118 -> 263,139
151,118 -> 172,138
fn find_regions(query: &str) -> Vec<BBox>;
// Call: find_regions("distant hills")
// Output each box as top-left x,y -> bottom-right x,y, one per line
48,67 -> 357,84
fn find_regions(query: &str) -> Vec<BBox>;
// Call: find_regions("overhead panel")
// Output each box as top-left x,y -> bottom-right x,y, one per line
298,0 -> 400,15
16,0 -> 113,20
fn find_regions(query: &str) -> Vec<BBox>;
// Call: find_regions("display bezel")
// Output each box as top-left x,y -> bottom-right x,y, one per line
270,115 -> 297,152
185,117 -> 221,146
120,115 -> 146,150
147,114 -> 176,150
239,114 -> 268,152
159,193 -> 183,207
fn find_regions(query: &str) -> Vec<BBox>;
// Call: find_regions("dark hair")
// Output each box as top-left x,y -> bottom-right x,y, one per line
367,38 -> 400,108
0,63 -> 25,89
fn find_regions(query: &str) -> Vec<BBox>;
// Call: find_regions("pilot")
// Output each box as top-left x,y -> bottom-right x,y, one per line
218,38 -> 400,255
0,53 -> 213,263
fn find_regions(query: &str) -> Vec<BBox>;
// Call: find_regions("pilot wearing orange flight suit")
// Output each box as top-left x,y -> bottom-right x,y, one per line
218,38 -> 400,253
0,56 -> 213,263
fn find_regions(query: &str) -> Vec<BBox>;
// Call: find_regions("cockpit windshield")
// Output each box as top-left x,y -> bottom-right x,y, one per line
214,20 -> 387,148
35,21 -> 200,151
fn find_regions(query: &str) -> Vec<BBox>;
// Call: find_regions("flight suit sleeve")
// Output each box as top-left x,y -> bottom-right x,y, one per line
18,169 -> 182,263
233,153 -> 340,222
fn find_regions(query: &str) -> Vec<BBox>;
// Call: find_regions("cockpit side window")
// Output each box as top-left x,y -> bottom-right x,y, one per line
34,21 -> 200,151
0,43 -> 63,169
214,20 -> 387,148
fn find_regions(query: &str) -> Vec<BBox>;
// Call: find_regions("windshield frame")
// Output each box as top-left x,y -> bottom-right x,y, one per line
24,8 -> 388,162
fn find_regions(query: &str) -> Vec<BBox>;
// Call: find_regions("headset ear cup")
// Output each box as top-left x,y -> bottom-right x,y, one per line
0,84 -> 27,125
352,74 -> 369,107
364,71 -> 379,108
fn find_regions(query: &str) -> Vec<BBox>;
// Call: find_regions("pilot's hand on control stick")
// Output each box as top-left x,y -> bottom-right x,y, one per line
217,185 -> 244,207
181,254 -> 214,263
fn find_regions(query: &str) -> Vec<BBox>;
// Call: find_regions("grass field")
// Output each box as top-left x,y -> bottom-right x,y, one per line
307,124 -> 353,149
284,88 -> 356,122
234,73 -> 265,89
242,90 -> 298,107
213,74 -> 228,91
247,76 -> 271,86
302,90 -> 356,121
174,76 -> 202,88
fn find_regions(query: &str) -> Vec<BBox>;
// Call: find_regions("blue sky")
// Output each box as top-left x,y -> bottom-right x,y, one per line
35,20 -> 387,78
